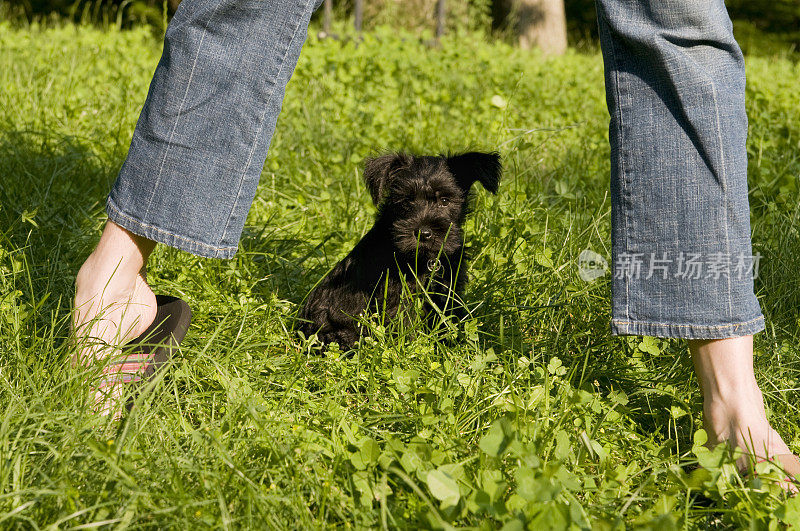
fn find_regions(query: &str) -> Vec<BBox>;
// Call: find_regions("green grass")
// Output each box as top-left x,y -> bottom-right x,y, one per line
2,21 -> 800,529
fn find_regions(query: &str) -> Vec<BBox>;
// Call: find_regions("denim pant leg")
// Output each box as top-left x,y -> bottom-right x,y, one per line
107,0 -> 319,258
596,0 -> 765,339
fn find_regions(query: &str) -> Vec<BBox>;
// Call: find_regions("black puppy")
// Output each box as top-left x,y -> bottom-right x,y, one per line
299,151 -> 501,348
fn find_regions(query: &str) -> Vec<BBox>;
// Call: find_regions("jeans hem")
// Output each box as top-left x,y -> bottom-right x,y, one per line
611,314 -> 764,339
106,196 -> 237,259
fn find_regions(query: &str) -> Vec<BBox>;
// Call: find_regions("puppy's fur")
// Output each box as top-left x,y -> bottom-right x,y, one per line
299,151 -> 501,348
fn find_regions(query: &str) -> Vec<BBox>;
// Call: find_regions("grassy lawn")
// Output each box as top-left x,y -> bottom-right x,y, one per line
1,21 -> 800,528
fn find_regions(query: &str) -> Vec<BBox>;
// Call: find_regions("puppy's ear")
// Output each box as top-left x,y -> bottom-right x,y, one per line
363,153 -> 410,206
446,152 -> 502,194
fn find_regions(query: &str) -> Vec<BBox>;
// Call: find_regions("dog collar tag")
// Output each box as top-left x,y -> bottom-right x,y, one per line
427,259 -> 441,272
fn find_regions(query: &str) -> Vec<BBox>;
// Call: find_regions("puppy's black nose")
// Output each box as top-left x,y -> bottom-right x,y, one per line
418,228 -> 432,241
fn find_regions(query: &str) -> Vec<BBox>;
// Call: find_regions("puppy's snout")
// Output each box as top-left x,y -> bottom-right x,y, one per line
418,227 -> 433,241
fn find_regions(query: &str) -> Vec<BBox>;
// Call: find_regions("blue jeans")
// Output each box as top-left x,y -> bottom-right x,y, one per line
108,0 -> 321,258
107,0 -> 764,339
596,0 -> 763,338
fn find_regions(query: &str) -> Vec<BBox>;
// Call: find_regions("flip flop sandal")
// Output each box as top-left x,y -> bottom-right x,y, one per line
95,295 -> 192,409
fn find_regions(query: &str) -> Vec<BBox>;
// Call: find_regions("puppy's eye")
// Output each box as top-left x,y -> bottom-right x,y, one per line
438,197 -> 449,207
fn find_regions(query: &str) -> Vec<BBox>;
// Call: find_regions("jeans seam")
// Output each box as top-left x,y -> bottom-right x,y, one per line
143,0 -> 225,224
107,196 -> 237,254
611,314 -> 763,329
218,0 -> 314,246
681,42 -> 735,322
611,314 -> 765,339
601,8 -> 632,322
710,80 -> 734,321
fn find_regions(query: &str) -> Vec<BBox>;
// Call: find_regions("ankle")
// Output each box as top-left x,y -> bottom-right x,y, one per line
76,223 -> 155,298
704,379 -> 763,415
702,386 -> 768,443
703,376 -> 762,406
690,335 -> 762,408
75,252 -> 137,300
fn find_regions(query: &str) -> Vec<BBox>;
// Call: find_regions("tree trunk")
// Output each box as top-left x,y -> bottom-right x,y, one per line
515,0 -> 568,55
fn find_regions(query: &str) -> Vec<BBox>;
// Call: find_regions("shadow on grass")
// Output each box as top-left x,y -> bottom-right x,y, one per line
238,224 -> 338,305
0,128 -> 328,320
0,130 -> 113,316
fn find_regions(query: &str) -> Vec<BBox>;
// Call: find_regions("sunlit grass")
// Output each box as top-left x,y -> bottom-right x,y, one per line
1,22 -> 800,528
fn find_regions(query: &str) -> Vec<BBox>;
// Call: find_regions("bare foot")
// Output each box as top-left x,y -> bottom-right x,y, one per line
691,336 -> 800,490
72,222 -> 157,418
